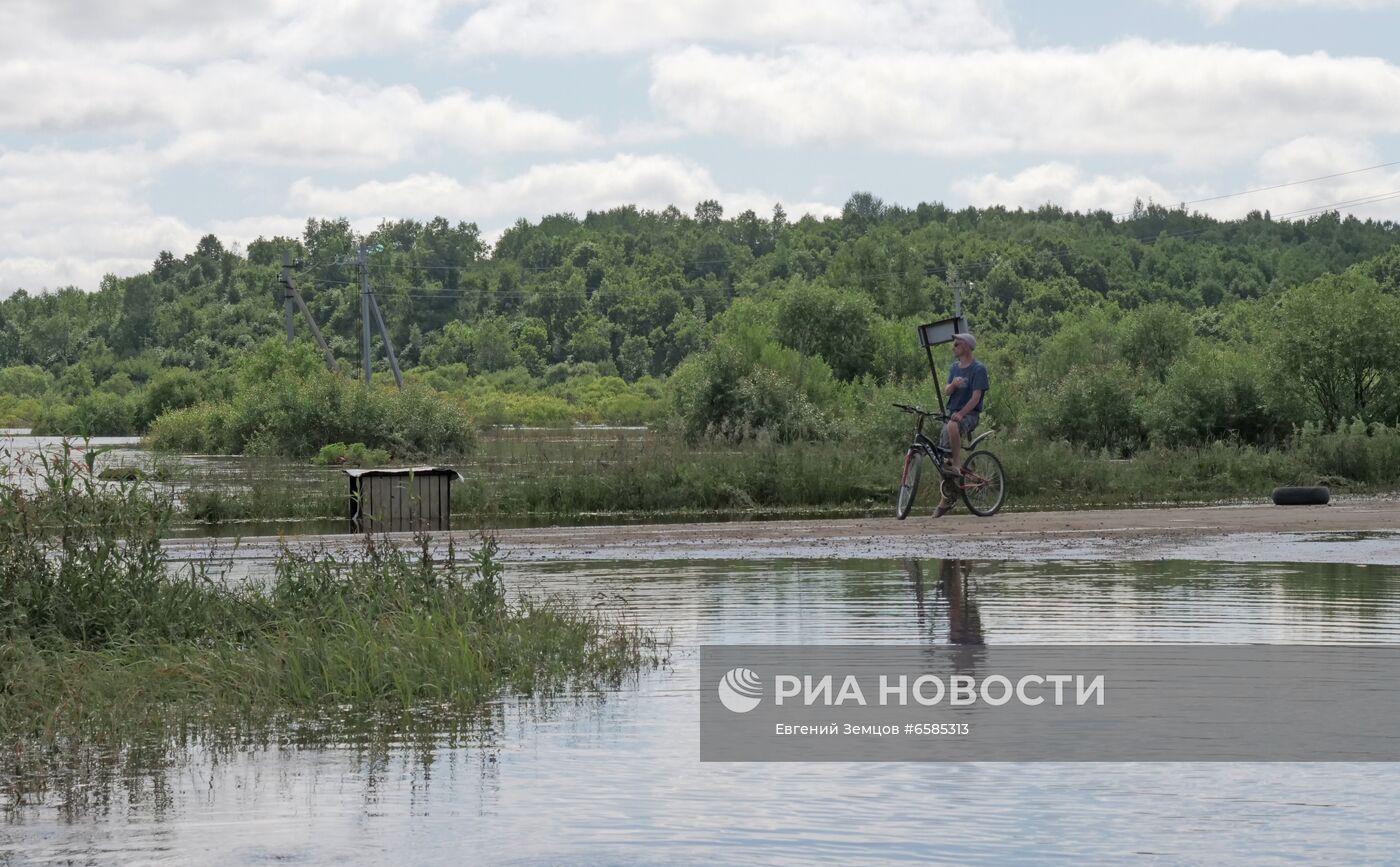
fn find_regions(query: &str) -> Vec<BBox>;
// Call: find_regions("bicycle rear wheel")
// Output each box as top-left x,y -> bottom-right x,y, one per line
895,449 -> 923,520
959,451 -> 1006,517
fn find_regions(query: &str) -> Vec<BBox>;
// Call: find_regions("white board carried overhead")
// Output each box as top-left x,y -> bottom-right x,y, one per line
917,316 -> 969,348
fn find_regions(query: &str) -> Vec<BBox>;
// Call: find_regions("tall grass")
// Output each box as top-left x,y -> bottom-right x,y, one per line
155,423 -> 1400,527
447,424 -> 1400,520
0,446 -> 662,741
453,432 -> 889,520
176,455 -> 345,524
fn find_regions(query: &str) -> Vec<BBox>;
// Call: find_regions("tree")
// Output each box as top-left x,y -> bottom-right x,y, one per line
1270,271 -> 1400,428
568,314 -> 613,363
471,316 -> 518,372
139,367 -> 204,428
0,365 -> 53,396
842,191 -> 886,234
694,200 -> 724,226
1119,303 -> 1193,382
775,283 -> 876,381
1031,361 -> 1146,453
618,335 -> 652,382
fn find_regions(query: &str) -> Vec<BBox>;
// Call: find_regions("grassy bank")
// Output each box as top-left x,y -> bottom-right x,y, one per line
456,425 -> 1400,518
0,447 -> 661,741
159,424 -> 1400,526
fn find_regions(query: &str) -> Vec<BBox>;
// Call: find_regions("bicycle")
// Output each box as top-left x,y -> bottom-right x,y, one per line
892,403 -> 1006,519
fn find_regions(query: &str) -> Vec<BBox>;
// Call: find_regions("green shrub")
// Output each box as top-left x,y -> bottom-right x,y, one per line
0,394 -> 45,427
0,365 -> 53,397
314,442 -> 392,467
28,403 -> 74,435
146,402 -> 229,453
1144,346 -> 1286,446
147,341 -> 475,458
670,310 -> 841,442
73,392 -> 138,435
1118,303 -> 1193,382
138,367 -> 205,429
730,367 -> 834,442
1297,422 -> 1400,485
30,392 -> 138,436
1027,361 -> 1146,454
775,283 -> 877,381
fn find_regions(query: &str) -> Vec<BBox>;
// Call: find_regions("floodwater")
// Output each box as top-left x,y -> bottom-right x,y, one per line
0,429 -> 330,498
6,557 -> 1400,864
3,428 -> 764,533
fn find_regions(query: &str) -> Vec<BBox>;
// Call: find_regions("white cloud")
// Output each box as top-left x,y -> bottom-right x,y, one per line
0,148 -> 200,293
649,42 -> 1400,162
0,61 -> 597,166
0,0 -> 449,64
953,144 -> 1400,222
1234,137 -> 1400,219
455,0 -> 1011,54
0,147 -> 313,295
287,154 -> 838,232
1178,0 -> 1399,24
952,163 -> 1186,214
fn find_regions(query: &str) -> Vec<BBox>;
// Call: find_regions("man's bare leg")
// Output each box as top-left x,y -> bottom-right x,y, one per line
936,419 -> 962,515
945,419 -> 962,474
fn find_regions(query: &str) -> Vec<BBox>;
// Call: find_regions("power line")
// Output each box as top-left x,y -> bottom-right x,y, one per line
1271,188 -> 1400,221
1176,160 -> 1400,209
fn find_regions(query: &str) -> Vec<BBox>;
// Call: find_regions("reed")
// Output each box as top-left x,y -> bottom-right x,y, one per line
1,448 -> 662,741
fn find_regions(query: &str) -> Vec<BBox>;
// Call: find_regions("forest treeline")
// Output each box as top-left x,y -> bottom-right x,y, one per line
2,194 -> 1398,457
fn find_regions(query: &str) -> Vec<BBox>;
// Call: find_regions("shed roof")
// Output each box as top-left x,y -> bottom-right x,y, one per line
341,466 -> 463,481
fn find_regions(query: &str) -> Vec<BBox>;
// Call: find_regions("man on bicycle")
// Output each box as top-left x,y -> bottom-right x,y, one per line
936,332 -> 989,517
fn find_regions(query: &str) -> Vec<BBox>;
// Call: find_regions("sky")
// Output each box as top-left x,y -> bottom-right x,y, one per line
2,0 -> 1400,297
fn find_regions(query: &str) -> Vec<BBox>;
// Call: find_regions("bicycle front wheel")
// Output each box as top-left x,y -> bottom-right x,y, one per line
959,451 -> 1006,517
895,448 -> 923,520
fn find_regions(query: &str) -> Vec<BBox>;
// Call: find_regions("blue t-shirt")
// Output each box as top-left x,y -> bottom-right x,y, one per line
947,360 -> 989,415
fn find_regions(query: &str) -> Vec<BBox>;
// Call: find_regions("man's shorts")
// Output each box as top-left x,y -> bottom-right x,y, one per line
939,412 -> 980,449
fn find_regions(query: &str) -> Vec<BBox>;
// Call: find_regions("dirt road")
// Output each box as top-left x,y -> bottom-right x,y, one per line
481,497 -> 1400,564
171,497 -> 1400,570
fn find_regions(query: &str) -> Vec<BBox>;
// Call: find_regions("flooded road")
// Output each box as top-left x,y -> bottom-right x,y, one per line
6,556 -> 1400,864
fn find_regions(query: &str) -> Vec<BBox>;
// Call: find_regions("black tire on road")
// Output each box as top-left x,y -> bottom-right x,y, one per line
1272,485 -> 1330,506
896,449 -> 923,520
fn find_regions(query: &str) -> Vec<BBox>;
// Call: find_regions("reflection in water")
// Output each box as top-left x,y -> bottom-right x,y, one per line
903,559 -> 984,646
7,558 -> 1400,864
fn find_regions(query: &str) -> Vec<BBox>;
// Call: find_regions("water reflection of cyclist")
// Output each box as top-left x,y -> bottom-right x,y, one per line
936,333 -> 988,518
939,559 -> 983,646
902,559 -> 984,646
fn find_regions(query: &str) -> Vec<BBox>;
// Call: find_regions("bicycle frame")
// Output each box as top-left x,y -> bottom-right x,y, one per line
907,413 -> 949,472
905,410 -> 995,494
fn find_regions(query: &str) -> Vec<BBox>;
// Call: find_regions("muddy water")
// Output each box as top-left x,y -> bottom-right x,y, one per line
6,557 -> 1400,865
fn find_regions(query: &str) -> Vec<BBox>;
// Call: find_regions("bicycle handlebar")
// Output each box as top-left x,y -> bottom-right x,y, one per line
892,403 -> 947,419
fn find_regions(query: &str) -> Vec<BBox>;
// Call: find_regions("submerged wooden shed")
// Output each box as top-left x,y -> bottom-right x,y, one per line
344,466 -> 463,532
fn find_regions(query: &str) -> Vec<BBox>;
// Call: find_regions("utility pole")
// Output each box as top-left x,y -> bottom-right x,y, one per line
282,259 -> 295,343
356,242 -> 404,388
279,252 -> 338,373
359,243 -> 372,385
368,292 -> 404,388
